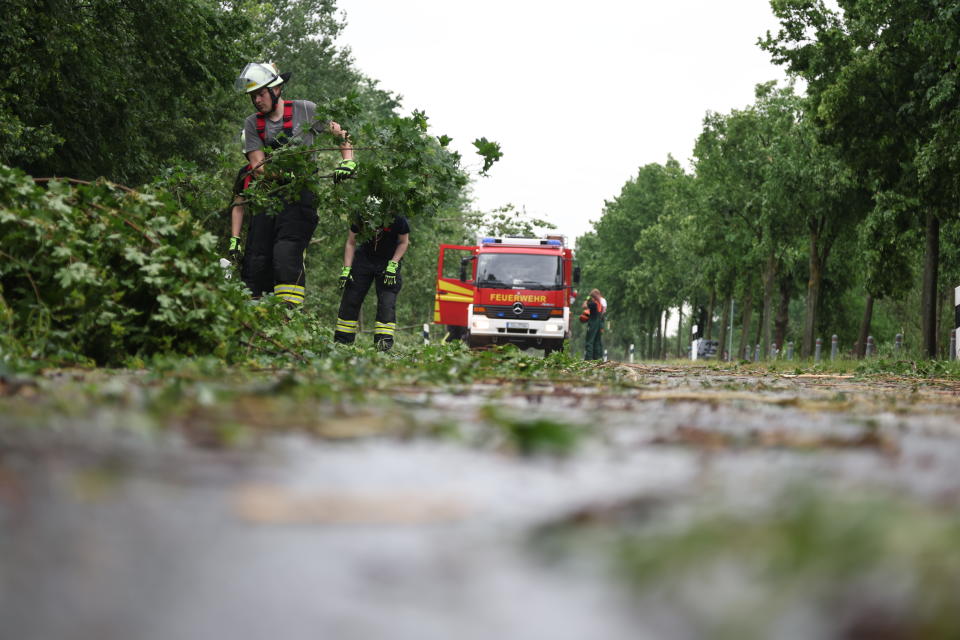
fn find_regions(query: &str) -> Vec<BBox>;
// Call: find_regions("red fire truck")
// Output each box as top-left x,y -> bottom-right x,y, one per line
434,236 -> 580,354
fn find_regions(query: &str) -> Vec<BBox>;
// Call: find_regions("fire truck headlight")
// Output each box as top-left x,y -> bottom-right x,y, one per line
471,316 -> 490,330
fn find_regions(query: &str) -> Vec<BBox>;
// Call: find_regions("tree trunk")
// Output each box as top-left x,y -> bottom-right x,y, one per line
676,303 -> 684,359
855,293 -> 874,359
921,212 -> 940,358
705,289 -> 716,340
761,250 -> 777,358
652,311 -> 658,360
661,309 -> 671,359
802,229 -> 823,358
752,303 -> 763,354
773,275 -> 791,352
717,296 -> 730,362
643,311 -> 657,360
737,290 -> 754,360
655,309 -> 663,360
651,309 -> 659,359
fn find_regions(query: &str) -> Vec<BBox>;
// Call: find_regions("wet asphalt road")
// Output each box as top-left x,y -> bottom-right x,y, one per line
2,364 -> 959,639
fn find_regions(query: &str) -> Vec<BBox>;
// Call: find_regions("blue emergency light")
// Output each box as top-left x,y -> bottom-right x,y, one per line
480,237 -> 563,247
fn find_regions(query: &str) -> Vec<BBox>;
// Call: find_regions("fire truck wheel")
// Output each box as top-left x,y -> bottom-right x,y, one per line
543,340 -> 564,356
445,325 -> 468,342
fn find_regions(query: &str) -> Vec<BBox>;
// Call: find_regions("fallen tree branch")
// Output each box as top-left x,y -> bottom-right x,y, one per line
241,322 -> 308,363
33,176 -> 137,195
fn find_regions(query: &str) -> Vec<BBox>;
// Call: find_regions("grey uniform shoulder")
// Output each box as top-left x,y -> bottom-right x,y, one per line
243,114 -> 262,153
296,100 -> 325,134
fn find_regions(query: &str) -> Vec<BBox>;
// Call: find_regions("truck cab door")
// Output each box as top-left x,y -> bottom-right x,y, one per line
435,244 -> 476,327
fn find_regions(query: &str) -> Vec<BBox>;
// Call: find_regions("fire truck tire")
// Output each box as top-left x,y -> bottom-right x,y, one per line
543,340 -> 564,356
445,325 -> 468,342
466,333 -> 495,350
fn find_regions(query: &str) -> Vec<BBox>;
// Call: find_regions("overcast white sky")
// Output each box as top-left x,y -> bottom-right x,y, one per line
337,0 -> 792,242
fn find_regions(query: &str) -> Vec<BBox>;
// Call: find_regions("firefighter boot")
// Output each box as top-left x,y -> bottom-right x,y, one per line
373,322 -> 396,351
334,318 -> 359,344
371,262 -> 401,351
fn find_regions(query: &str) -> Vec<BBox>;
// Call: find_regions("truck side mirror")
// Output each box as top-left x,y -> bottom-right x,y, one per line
573,265 -> 581,285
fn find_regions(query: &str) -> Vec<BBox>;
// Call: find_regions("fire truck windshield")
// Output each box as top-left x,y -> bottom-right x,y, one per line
475,253 -> 562,290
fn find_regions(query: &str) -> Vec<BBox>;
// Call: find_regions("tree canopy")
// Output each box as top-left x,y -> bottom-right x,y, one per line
0,0 -> 503,366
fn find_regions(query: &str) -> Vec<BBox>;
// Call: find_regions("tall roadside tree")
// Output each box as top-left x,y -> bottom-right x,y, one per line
762,0 -> 960,357
1,0 -> 255,184
2,0 -> 499,354
693,81 -> 868,358
758,86 -> 868,357
582,163 -> 663,354
630,159 -> 701,358
693,86 -> 807,359
258,0 -> 400,120
576,158 -> 703,358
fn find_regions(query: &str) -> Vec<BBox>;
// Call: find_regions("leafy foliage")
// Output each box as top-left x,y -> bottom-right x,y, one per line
574,2 -> 960,362
465,204 -> 557,238
1,0 -> 255,184
761,0 -> 960,357
578,158 -> 700,357
0,0 -> 508,364
472,138 -> 504,175
581,0 -> 960,362
0,165 -> 259,365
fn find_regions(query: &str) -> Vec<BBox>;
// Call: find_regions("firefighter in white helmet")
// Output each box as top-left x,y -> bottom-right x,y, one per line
230,62 -> 355,306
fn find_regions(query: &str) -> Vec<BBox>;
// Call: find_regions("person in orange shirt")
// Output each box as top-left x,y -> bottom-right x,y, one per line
582,288 -> 605,360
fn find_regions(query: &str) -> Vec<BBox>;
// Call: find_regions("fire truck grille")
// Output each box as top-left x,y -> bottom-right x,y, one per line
482,306 -> 561,320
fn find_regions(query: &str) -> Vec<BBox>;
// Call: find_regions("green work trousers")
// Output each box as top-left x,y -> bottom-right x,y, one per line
584,318 -> 603,360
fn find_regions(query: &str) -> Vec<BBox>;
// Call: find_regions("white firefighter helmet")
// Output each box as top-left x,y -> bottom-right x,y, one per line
234,62 -> 288,94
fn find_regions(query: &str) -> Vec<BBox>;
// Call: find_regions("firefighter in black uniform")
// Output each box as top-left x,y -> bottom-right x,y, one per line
333,215 -> 410,350
233,61 -> 355,305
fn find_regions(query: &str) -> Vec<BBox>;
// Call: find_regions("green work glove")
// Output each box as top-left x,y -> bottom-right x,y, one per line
228,236 -> 242,264
383,260 -> 399,286
333,159 -> 357,184
338,265 -> 353,289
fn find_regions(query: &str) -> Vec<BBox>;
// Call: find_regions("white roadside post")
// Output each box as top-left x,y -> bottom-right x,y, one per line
955,287 -> 960,360
423,323 -> 430,346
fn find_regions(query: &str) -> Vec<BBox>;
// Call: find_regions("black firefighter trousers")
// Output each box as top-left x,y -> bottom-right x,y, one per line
241,189 -> 318,305
334,251 -> 402,350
